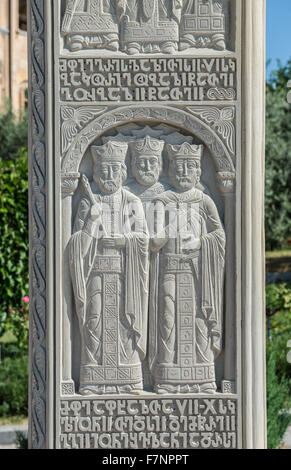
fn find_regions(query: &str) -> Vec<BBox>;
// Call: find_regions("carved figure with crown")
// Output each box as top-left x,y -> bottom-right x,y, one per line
68,141 -> 149,395
127,135 -> 168,209
61,0 -> 119,52
180,0 -> 227,51
148,142 -> 226,394
117,0 -> 183,55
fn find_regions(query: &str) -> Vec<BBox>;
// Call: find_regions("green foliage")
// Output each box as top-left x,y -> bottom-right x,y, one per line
267,351 -> 291,449
16,431 -> 28,450
265,60 -> 291,250
0,150 -> 29,342
4,304 -> 29,353
0,105 -> 28,161
0,355 -> 28,417
266,283 -> 291,315
266,283 -> 291,384
266,283 -> 291,448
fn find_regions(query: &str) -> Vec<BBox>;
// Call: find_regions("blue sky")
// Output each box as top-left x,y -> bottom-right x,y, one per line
266,0 -> 291,73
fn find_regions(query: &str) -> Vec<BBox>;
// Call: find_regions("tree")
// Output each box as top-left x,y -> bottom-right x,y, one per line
0,105 -> 28,161
0,106 -> 28,342
265,59 -> 291,250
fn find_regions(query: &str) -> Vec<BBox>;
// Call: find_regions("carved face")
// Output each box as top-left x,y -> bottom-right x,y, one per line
132,154 -> 161,186
168,158 -> 200,191
93,162 -> 126,194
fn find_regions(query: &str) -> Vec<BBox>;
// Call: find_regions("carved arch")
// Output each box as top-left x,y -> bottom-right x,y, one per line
61,105 -> 235,175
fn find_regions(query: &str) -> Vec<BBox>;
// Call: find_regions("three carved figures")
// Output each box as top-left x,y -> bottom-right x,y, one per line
69,131 -> 226,395
62,0 -> 227,53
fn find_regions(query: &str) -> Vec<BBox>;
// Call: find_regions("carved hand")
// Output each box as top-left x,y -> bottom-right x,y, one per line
101,235 -> 126,249
181,235 -> 201,254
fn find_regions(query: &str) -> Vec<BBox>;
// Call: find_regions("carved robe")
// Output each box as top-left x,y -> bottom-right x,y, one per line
149,188 -> 225,393
62,0 -> 119,52
180,0 -> 226,51
69,187 -> 149,394
125,178 -> 170,388
118,0 -> 182,53
117,0 -> 141,22
117,0 -> 181,22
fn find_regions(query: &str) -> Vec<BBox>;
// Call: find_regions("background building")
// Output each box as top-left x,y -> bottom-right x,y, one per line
0,0 -> 28,114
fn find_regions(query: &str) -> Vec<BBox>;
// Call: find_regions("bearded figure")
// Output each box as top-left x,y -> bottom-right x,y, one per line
125,135 -> 169,388
69,142 -> 149,395
117,0 -> 183,55
128,135 -> 168,209
148,143 -> 226,394
62,0 -> 119,52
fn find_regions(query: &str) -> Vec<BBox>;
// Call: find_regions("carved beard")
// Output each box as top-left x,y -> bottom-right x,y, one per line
132,164 -> 160,187
169,172 -> 198,192
94,174 -> 123,194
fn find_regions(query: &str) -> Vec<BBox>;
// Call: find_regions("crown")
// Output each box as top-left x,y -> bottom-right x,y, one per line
166,143 -> 204,162
129,135 -> 165,157
91,141 -> 128,164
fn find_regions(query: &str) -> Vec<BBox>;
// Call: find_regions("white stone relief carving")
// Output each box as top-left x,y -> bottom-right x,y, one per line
217,171 -> 236,194
69,141 -> 150,395
180,0 -> 227,51
61,106 -> 107,154
62,0 -> 119,52
207,88 -> 236,101
29,0 -> 47,450
68,128 -> 226,396
61,0 -> 229,54
27,0 -> 268,451
61,106 -> 235,175
148,142 -> 226,394
59,56 -> 237,103
188,106 -> 235,154
118,0 -> 182,55
59,397 -> 238,449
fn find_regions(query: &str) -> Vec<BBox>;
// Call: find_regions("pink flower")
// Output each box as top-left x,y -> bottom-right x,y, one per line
22,296 -> 30,303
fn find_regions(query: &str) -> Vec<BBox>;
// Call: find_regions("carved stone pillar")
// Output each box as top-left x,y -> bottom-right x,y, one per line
28,0 -> 266,450
217,171 -> 236,394
61,173 -> 80,395
241,0 -> 266,449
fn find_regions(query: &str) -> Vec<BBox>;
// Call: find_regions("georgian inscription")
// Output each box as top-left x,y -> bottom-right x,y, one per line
60,398 -> 238,449
59,57 -> 237,102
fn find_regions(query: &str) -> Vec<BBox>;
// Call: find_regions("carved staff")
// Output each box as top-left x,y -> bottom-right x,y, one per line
81,174 -> 97,206
81,174 -> 108,237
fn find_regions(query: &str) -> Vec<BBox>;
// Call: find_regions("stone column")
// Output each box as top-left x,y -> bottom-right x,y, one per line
28,0 -> 267,450
241,0 -> 266,449
61,173 -> 80,396
217,171 -> 236,394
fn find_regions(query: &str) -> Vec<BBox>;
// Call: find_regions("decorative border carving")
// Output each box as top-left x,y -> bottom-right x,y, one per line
187,106 -> 236,155
61,106 -> 107,154
28,0 -> 46,450
207,88 -> 236,101
61,106 -> 235,175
